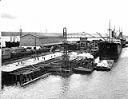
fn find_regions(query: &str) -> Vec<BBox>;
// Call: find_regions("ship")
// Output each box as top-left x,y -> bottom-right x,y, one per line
98,22 -> 123,61
98,40 -> 122,60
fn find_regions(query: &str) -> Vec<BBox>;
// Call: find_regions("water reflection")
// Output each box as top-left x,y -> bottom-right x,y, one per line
1,47 -> 128,99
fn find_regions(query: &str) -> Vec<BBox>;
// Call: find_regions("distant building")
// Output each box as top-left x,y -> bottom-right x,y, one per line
20,34 -> 41,47
1,32 -> 21,47
20,33 -> 63,49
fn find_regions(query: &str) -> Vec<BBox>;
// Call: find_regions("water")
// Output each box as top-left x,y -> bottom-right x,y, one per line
1,47 -> 128,99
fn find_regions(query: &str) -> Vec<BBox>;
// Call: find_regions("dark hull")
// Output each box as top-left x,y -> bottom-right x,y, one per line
98,42 -> 122,60
73,67 -> 94,74
2,71 -> 50,88
2,63 -> 50,88
94,66 -> 110,71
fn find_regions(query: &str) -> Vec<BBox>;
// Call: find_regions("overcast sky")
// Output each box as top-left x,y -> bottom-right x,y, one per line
0,0 -> 128,35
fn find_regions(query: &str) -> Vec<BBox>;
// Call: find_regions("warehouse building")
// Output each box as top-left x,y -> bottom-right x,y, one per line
20,33 -> 63,49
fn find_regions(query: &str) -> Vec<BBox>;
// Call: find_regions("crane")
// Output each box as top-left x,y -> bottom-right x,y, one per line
96,32 -> 107,41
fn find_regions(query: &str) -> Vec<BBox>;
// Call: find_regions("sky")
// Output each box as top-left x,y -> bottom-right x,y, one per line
0,0 -> 128,35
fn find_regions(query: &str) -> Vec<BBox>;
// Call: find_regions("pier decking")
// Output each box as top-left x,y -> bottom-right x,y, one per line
1,52 -> 62,72
1,52 -> 63,87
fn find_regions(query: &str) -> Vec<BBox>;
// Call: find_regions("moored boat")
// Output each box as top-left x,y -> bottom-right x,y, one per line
98,22 -> 123,61
2,64 -> 50,87
72,54 -> 94,74
94,60 -> 114,71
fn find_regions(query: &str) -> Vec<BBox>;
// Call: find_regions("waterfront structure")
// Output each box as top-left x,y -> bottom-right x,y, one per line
20,34 -> 41,48
20,33 -> 63,49
1,30 -> 107,48
2,48 -> 11,60
1,31 -> 63,48
79,37 -> 89,50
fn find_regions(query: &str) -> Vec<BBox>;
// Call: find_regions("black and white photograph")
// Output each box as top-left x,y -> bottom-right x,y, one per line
1,0 -> 128,99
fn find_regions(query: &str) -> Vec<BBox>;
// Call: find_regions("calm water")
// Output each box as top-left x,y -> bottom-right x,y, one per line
1,47 -> 128,99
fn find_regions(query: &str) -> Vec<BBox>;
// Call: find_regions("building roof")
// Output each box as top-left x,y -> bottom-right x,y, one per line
20,34 -> 39,38
1,32 -> 21,36
42,42 -> 63,46
21,33 -> 63,38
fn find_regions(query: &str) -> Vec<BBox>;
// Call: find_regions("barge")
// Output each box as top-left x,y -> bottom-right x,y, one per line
1,52 -> 62,88
72,53 -> 95,74
94,60 -> 114,71
2,62 -> 50,87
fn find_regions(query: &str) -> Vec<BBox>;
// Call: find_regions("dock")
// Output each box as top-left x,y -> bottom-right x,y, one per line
1,52 -> 62,72
1,52 -> 63,87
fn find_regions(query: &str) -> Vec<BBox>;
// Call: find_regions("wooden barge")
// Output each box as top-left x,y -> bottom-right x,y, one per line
1,56 -> 62,88
72,58 -> 95,74
2,62 -> 50,87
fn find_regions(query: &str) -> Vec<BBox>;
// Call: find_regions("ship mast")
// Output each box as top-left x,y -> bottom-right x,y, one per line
108,20 -> 112,42
111,26 -> 115,42
118,27 -> 123,39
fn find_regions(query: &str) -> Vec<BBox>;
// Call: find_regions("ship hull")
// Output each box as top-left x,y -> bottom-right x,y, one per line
73,67 -> 94,74
98,42 -> 122,60
94,66 -> 111,71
